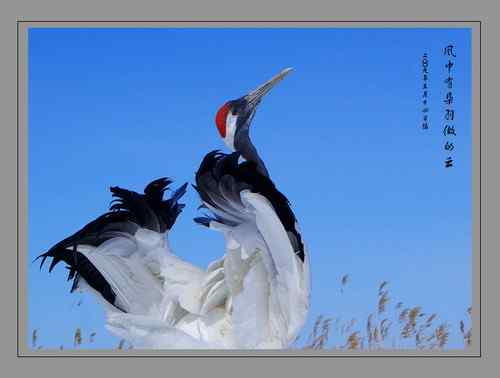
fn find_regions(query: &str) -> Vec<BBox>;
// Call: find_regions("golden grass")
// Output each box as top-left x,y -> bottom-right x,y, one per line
31,275 -> 471,351
300,277 -> 471,350
73,328 -> 82,347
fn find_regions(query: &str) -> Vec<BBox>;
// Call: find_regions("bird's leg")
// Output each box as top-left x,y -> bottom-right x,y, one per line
224,247 -> 263,296
246,247 -> 263,268
224,247 -> 244,296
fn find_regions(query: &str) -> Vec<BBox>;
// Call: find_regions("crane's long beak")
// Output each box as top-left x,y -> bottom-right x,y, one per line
245,67 -> 293,108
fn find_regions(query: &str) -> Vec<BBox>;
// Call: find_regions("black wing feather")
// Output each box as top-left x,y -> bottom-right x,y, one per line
194,151 -> 305,262
37,178 -> 187,311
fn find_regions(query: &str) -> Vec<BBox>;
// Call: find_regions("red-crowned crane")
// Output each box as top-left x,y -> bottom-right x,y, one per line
37,68 -> 310,349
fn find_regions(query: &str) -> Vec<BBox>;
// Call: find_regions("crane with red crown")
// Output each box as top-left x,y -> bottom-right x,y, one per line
38,68 -> 310,349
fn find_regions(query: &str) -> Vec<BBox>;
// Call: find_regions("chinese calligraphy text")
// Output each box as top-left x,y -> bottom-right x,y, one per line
421,53 -> 429,130
443,44 -> 457,168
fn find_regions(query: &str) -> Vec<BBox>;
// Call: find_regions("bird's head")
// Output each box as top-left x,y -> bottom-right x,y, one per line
214,67 -> 293,151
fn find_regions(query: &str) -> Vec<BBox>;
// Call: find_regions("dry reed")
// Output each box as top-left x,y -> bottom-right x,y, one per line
30,274 -> 470,351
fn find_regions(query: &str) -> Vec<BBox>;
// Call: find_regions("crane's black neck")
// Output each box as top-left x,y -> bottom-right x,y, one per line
232,107 -> 270,178
234,130 -> 269,177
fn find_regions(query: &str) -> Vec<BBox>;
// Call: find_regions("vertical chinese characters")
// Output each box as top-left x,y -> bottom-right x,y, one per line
422,53 -> 429,130
443,44 -> 457,168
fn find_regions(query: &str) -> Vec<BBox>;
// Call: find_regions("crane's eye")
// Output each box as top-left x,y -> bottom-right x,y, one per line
215,102 -> 231,138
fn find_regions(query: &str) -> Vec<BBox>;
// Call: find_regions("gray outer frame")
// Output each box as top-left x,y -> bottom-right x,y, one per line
0,0 -> 494,376
16,21 -> 481,358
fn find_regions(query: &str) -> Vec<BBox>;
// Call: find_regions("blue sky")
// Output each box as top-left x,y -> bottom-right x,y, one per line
28,27 -> 472,350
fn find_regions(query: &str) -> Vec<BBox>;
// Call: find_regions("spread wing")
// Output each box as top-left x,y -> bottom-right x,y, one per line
36,178 -> 190,315
193,151 -> 310,348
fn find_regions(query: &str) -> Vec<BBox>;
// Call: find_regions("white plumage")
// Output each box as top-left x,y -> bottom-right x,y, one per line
67,190 -> 309,349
